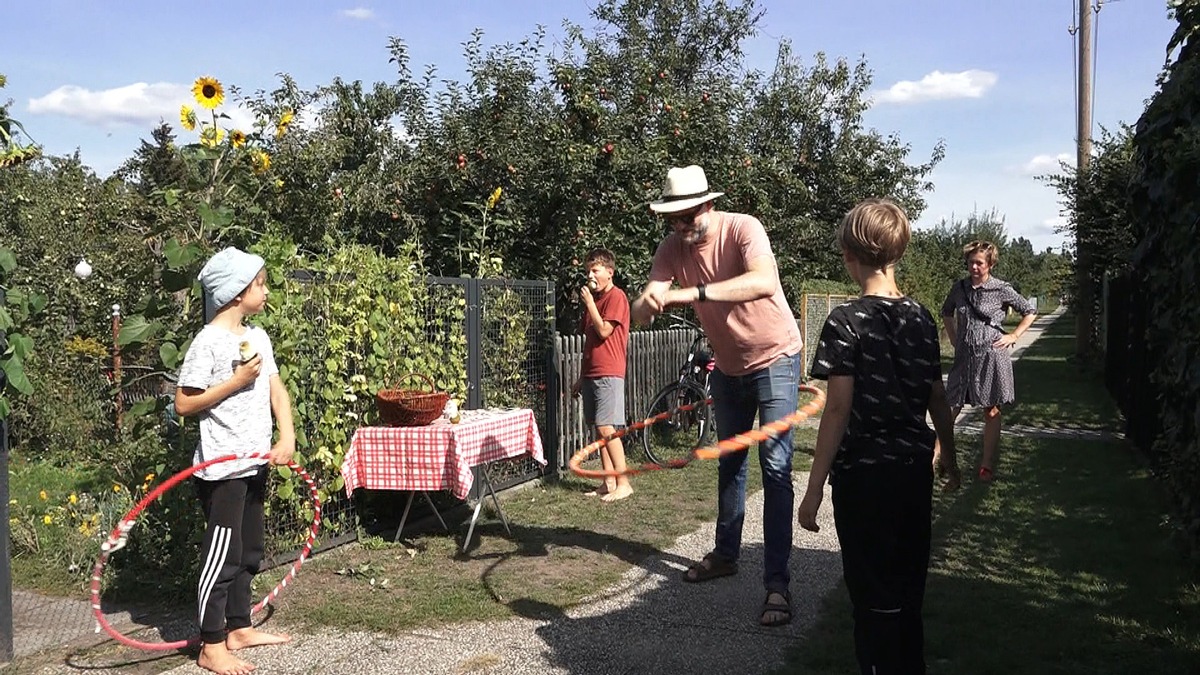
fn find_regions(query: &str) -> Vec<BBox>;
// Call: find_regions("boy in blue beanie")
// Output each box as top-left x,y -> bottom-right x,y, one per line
175,247 -> 295,675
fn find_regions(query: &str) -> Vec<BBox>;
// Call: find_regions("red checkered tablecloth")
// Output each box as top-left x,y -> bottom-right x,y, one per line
341,408 -> 546,501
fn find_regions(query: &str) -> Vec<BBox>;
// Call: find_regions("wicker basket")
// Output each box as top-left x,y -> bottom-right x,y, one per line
375,373 -> 450,427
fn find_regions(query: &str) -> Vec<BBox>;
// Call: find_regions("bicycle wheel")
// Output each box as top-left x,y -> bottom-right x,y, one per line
642,382 -> 713,465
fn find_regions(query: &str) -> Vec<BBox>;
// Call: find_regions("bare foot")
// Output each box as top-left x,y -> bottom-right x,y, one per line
226,626 -> 291,651
600,484 -> 633,502
198,641 -> 256,674
583,483 -> 610,497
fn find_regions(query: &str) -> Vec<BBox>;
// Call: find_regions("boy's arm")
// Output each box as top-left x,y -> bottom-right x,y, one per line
268,374 -> 296,465
581,288 -> 615,340
928,379 -> 961,490
174,356 -> 262,417
797,374 -> 853,532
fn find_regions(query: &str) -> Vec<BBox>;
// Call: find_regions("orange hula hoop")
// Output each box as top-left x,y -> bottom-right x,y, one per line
567,383 -> 826,479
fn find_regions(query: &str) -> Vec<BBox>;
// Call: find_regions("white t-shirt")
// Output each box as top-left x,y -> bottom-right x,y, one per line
177,324 -> 279,480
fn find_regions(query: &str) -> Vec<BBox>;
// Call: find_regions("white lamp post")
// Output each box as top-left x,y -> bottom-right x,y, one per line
73,258 -> 93,280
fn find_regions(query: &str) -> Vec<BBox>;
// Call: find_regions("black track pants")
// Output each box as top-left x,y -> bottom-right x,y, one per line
194,466 -> 267,644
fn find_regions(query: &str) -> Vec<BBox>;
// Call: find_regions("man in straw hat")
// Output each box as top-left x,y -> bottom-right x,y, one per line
631,165 -> 803,627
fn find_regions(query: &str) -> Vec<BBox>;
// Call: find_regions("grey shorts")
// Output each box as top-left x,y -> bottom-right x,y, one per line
582,377 -> 626,428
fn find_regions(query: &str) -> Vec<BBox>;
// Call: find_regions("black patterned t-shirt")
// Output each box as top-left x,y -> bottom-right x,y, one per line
809,296 -> 941,476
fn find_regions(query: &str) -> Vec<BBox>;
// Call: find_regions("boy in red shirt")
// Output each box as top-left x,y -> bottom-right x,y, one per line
572,248 -> 632,502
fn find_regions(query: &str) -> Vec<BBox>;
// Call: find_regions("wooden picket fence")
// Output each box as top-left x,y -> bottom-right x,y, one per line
551,328 -> 694,469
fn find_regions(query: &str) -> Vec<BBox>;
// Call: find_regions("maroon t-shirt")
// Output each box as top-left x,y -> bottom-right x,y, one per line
579,286 -> 630,378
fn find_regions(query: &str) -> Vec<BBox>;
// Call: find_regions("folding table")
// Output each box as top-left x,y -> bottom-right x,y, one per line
341,407 -> 546,550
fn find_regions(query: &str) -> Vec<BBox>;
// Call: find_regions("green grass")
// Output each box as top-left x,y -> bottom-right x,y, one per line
262,428 -> 817,632
778,312 -> 1200,674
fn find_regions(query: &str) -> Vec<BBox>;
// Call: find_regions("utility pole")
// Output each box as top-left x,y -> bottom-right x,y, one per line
1075,0 -> 1095,357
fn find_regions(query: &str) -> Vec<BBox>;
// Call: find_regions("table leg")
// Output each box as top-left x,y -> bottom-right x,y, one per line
462,465 -> 512,553
395,491 -> 416,542
422,492 -> 449,531
479,467 -> 511,535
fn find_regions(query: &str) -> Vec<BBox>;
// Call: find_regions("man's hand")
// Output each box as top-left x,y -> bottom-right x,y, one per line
580,285 -> 594,307
571,378 -> 582,398
232,355 -> 262,389
797,488 -> 823,532
269,436 -> 295,466
632,293 -> 665,325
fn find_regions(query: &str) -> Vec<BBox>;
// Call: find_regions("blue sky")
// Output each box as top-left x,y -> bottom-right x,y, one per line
3,0 -> 1177,252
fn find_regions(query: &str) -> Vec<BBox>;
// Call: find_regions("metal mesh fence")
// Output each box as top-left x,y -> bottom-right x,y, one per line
798,293 -> 857,379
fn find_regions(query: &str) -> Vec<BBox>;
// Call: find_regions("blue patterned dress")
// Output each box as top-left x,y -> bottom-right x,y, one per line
941,277 -> 1036,408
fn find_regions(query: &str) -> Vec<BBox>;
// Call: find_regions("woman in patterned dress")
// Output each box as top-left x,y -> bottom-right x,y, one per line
934,241 -> 1037,481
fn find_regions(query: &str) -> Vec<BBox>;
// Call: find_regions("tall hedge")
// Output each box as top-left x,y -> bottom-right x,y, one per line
1128,8 -> 1200,545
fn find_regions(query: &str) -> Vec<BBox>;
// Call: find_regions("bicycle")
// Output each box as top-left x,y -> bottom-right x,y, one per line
641,314 -> 716,465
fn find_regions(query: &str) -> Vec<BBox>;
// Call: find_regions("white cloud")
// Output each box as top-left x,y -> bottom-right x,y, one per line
341,7 -> 374,20
1021,153 -> 1074,176
29,82 -> 191,127
28,82 -> 258,134
1039,216 -> 1068,234
873,69 -> 998,105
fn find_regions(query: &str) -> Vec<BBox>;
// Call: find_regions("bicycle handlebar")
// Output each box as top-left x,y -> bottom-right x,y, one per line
657,313 -> 703,334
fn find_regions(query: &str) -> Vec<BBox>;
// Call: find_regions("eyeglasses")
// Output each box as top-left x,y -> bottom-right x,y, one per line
664,206 -> 704,226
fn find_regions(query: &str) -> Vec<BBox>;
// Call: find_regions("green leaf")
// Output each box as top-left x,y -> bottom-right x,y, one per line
118,315 -> 164,347
277,481 -> 295,499
1,355 -> 32,395
163,189 -> 180,207
0,246 -> 15,274
27,292 -> 46,314
159,342 -> 181,369
127,397 -> 157,417
163,237 -> 204,270
197,202 -> 234,228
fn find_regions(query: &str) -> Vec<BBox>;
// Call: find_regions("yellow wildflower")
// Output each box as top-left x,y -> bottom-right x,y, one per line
199,125 -> 226,149
42,515 -> 52,525
274,178 -> 284,190
180,105 -> 197,131
276,109 -> 294,138
486,187 -> 503,210
39,490 -> 47,501
192,76 -> 225,109
144,473 -> 155,482
230,130 -> 246,148
69,493 -> 78,505
251,150 -> 272,174
78,521 -> 93,536
113,484 -> 122,493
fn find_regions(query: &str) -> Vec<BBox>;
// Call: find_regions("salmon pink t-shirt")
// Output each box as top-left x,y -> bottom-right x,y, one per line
579,285 -> 630,378
648,211 -> 802,376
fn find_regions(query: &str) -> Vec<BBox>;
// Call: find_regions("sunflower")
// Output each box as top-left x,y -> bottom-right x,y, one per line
180,105 -> 197,131
251,150 -> 272,174
276,109 -> 294,138
230,130 -> 247,148
486,186 -> 503,210
192,76 -> 224,109
199,124 -> 226,149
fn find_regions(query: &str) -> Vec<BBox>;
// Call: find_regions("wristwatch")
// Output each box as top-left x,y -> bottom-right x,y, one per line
696,282 -> 707,302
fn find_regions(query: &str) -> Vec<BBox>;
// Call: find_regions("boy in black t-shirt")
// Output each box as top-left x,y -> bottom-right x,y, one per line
798,199 -> 960,675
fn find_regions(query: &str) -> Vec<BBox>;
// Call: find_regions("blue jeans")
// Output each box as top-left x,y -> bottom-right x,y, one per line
709,352 -> 801,594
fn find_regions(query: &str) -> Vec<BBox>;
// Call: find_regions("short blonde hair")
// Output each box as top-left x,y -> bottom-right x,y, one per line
962,240 -> 999,267
837,198 -> 911,268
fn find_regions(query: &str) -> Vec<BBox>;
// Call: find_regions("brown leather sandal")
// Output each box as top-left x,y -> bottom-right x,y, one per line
681,552 -> 738,583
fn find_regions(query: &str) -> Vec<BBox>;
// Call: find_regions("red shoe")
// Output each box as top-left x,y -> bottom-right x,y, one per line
978,467 -> 995,482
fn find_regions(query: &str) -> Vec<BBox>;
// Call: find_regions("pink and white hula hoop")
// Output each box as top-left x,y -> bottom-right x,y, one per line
89,452 -> 322,651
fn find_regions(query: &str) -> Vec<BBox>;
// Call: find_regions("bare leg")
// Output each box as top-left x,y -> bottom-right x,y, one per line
226,626 -> 291,650
198,641 -> 256,674
980,406 -> 1002,476
598,425 -> 633,502
932,406 -> 962,474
